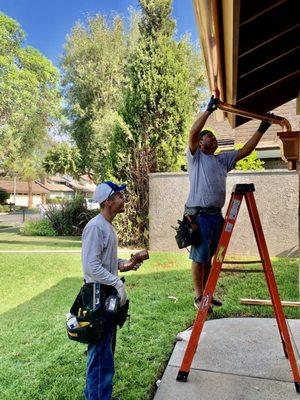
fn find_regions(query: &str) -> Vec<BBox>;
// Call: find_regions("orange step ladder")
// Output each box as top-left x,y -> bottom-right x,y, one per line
176,184 -> 300,393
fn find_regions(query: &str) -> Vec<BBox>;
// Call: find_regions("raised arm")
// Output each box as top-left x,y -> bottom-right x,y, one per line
189,96 -> 219,155
236,117 -> 272,162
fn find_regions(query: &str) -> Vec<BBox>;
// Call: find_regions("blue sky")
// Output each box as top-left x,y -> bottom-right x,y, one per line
0,0 -> 199,66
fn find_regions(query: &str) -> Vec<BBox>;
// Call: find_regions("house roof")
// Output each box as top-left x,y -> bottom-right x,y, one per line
0,180 -> 49,194
31,176 -> 95,194
194,0 -> 300,127
47,175 -> 95,192
65,181 -> 94,192
37,182 -> 74,192
80,174 -> 92,181
48,176 -> 67,184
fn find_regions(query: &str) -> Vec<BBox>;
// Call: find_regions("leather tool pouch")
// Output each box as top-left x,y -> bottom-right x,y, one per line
173,213 -> 200,249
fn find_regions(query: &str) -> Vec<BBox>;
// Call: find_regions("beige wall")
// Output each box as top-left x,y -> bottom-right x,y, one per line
149,170 -> 299,258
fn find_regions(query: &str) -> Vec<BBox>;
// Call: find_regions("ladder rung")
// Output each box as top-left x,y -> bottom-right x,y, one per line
223,260 -> 262,264
221,268 -> 263,273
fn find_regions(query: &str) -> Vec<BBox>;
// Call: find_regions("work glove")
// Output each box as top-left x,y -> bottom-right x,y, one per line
206,95 -> 220,114
258,114 -> 273,133
116,281 -> 128,306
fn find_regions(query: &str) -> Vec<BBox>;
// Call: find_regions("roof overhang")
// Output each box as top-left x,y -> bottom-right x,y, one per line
194,0 -> 300,127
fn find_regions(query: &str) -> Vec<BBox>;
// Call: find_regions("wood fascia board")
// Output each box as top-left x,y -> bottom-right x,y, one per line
193,0 -> 224,111
221,0 -> 240,128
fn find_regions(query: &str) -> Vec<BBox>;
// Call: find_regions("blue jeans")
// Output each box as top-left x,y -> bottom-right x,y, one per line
84,315 -> 116,400
189,213 -> 224,263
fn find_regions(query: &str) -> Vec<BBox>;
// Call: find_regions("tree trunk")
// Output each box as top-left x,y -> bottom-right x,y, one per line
28,180 -> 33,208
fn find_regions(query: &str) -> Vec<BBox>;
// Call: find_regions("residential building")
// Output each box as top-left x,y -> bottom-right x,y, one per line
37,177 -> 74,200
0,180 -> 49,207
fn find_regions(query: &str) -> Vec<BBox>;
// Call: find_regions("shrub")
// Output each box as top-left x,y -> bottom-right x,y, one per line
46,197 -> 64,204
0,190 -> 10,204
0,204 -> 10,212
20,218 -> 57,236
113,199 -> 148,247
45,195 -> 98,236
235,143 -> 265,170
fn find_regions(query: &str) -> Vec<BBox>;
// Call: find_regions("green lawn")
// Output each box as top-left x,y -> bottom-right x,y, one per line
0,230 -> 299,399
0,227 -> 82,250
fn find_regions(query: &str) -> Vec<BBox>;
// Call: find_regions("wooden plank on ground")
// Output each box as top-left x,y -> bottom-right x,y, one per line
240,298 -> 300,308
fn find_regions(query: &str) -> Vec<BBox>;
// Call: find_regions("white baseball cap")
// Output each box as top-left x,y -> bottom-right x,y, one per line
93,181 -> 126,204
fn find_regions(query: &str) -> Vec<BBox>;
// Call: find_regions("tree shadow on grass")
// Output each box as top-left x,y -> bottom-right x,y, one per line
0,227 -> 19,233
0,239 -> 82,248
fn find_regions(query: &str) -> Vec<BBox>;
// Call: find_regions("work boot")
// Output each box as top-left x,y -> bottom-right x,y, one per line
193,296 -> 212,314
211,297 -> 222,307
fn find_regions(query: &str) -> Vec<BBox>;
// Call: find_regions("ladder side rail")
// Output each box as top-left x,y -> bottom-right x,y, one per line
245,192 -> 286,349
245,192 -> 300,385
177,193 -> 244,380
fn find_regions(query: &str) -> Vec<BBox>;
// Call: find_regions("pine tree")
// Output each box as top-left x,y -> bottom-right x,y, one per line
110,0 -> 206,245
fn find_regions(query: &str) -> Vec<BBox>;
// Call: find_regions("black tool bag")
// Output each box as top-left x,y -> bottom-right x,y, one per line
66,283 -> 105,344
66,280 -> 130,344
173,214 -> 201,249
97,283 -> 129,328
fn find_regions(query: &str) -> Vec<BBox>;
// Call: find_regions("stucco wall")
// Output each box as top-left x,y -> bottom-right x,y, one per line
149,170 -> 299,257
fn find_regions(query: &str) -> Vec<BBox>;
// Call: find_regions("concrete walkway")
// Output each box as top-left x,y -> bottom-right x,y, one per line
154,318 -> 300,400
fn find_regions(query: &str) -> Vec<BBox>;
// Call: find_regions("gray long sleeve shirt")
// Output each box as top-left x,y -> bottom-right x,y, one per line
81,214 -> 122,288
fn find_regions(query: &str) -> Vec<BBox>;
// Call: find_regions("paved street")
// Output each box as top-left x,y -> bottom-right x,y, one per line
0,211 -> 39,227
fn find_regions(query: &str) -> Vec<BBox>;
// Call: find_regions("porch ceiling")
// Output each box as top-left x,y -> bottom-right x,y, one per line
194,0 -> 300,127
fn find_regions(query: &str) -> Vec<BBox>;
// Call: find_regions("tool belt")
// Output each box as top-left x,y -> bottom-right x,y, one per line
173,214 -> 200,249
66,279 -> 129,344
185,206 -> 221,215
173,206 -> 222,249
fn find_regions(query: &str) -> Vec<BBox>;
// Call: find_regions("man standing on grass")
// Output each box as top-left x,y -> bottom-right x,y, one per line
186,96 -> 272,310
82,181 -> 141,400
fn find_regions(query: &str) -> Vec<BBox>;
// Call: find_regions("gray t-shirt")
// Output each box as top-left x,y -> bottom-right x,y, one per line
186,148 -> 238,208
81,214 -> 121,287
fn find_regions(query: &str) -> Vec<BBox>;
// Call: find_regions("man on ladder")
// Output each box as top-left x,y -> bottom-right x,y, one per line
180,97 -> 300,392
185,95 -> 272,310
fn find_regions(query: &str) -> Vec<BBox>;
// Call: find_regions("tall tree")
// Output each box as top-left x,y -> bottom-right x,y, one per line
61,13 -> 139,180
43,142 -> 82,177
110,0 -> 206,245
0,13 -> 61,205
